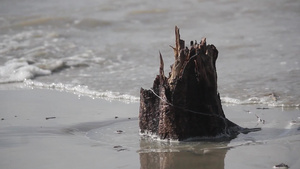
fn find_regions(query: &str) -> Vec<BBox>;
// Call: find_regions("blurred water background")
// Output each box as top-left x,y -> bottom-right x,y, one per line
0,0 -> 299,107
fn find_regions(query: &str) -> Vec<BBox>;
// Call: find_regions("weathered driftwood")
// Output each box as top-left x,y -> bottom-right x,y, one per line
139,26 -> 249,141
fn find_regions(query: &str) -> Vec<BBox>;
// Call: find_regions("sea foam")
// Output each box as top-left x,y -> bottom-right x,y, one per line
24,79 -> 140,103
0,59 -> 51,83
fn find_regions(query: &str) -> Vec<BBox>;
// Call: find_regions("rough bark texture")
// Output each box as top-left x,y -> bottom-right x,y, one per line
139,26 -> 242,141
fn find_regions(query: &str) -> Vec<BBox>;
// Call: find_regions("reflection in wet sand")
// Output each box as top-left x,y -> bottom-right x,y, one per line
139,138 -> 230,169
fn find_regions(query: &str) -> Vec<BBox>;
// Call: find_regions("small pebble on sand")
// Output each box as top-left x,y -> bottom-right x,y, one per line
115,130 -> 123,134
45,117 -> 56,120
273,163 -> 289,169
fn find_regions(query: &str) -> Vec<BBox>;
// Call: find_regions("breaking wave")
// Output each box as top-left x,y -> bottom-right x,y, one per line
24,79 -> 139,103
23,79 -> 299,107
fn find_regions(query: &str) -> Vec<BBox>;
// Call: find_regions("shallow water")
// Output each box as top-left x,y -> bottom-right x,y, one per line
79,104 -> 300,169
0,89 -> 299,169
0,0 -> 299,107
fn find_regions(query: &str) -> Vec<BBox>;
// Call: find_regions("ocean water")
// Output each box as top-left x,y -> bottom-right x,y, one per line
0,0 -> 299,107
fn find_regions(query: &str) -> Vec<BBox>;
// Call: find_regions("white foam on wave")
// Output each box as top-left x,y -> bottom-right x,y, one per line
24,79 -> 140,103
1,29 -> 298,107
0,59 -> 52,83
0,30 -> 63,84
22,78 -> 294,106
0,29 -> 105,83
222,96 -> 276,106
221,97 -> 243,105
0,57 -> 69,84
221,96 -> 299,108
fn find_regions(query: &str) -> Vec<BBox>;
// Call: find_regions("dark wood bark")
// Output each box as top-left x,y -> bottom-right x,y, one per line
139,26 -> 253,141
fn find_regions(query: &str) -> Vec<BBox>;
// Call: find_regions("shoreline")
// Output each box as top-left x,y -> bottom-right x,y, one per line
0,88 -> 299,169
0,88 -> 140,169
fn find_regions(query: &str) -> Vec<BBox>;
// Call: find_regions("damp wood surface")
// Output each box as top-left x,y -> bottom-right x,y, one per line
139,26 -> 259,141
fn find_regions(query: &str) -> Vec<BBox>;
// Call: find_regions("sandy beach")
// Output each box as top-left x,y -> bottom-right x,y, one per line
1,0 -> 299,168
0,88 -> 299,169
0,89 -> 140,169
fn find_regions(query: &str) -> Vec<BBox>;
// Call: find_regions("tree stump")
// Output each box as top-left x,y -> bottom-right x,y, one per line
139,26 -> 249,141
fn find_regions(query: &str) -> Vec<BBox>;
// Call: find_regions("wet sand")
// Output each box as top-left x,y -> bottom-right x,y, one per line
0,89 -> 299,169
